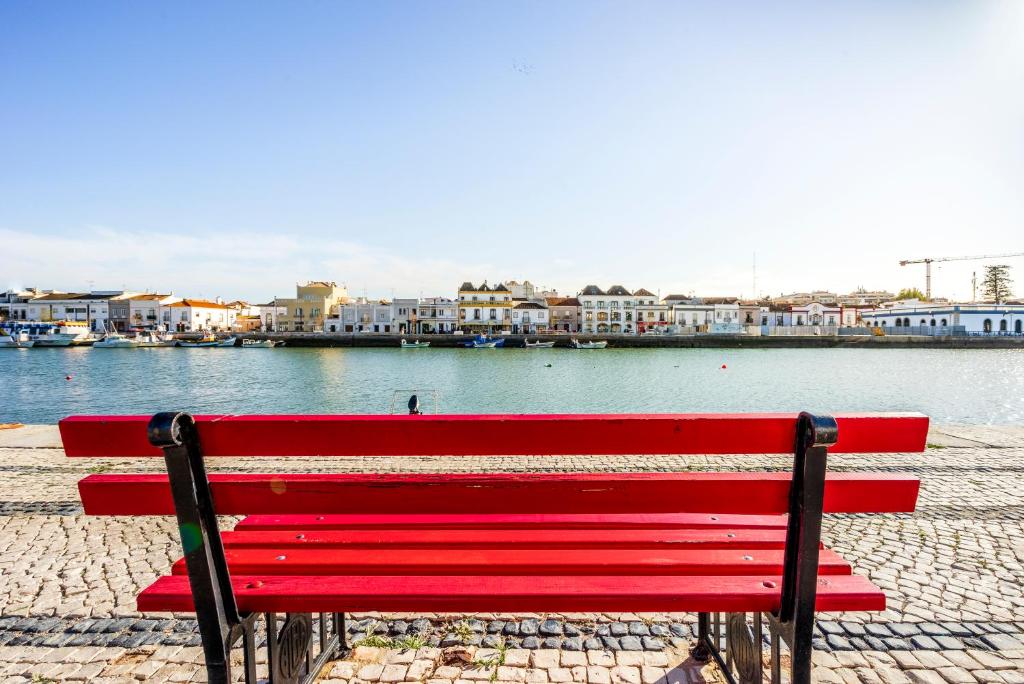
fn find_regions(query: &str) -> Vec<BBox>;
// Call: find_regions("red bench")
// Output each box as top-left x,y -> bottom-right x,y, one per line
61,411 -> 927,684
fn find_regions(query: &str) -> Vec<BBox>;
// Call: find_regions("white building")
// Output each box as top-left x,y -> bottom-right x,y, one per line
326,299 -> 393,333
127,294 -> 181,330
511,302 -> 549,334
251,302 -> 288,332
578,285 -> 637,334
392,298 -> 419,334
861,301 -> 1024,335
789,302 -> 841,327
161,299 -> 237,332
633,288 -> 668,333
417,297 -> 458,333
0,288 -> 44,321
24,291 -> 130,332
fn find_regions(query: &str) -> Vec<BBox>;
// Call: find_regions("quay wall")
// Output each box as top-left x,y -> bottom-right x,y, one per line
225,333 -> 1024,349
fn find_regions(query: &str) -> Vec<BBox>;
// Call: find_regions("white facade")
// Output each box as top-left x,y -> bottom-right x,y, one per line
252,303 -> 287,331
790,302 -> 841,327
161,299 -> 237,332
861,302 -> 1024,334
327,299 -> 394,333
128,295 -> 180,330
417,297 -> 458,333
511,302 -> 549,334
392,298 -> 419,334
578,285 -> 637,334
24,292 -> 129,332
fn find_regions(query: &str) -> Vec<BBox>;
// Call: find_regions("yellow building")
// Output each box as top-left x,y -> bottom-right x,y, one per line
276,281 -> 349,332
458,281 -> 514,334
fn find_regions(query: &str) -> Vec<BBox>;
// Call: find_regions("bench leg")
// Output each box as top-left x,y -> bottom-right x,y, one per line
692,412 -> 836,684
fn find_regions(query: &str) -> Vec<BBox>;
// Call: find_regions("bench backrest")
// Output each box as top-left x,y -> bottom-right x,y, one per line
62,412 -> 927,518
60,412 -> 929,457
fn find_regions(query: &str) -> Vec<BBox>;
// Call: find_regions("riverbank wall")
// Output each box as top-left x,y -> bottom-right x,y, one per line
229,332 -> 1024,349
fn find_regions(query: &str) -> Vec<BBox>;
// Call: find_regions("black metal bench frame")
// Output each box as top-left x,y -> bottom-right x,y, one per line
147,410 -> 837,684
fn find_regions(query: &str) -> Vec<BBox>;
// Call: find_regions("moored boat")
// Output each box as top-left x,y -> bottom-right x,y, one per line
179,334 -> 219,348
570,338 -> 608,349
2,321 -> 90,347
215,337 -> 238,347
93,330 -> 140,348
135,331 -> 178,347
241,339 -> 280,348
400,339 -> 431,348
524,339 -> 556,348
0,332 -> 35,348
464,334 -> 504,348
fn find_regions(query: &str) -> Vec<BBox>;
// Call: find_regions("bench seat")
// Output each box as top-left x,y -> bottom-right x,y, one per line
233,512 -> 791,530
139,572 -> 886,614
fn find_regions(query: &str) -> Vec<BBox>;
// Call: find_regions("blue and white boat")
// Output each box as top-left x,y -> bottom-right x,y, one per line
464,334 -> 504,348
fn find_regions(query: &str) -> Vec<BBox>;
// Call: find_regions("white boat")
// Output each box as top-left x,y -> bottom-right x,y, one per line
0,332 -> 35,348
571,338 -> 608,349
93,330 -> 140,348
524,340 -> 556,348
135,331 -> 177,347
400,339 -> 431,348
3,322 -> 89,347
241,339 -> 280,348
215,337 -> 238,347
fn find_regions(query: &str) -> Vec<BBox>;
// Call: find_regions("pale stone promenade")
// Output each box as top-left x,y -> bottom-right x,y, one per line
0,423 -> 1022,683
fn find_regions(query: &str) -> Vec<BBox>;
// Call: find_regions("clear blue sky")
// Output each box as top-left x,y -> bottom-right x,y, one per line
2,1 -> 1022,302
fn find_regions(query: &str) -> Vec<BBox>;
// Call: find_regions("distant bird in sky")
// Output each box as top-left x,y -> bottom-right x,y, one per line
512,60 -> 535,75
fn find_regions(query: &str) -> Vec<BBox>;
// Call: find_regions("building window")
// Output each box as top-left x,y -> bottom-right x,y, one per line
489,309 -> 496,320
1000,320 -> 1008,332
930,319 -> 936,326
940,319 -> 947,326
1016,320 -> 1022,334
984,319 -> 992,333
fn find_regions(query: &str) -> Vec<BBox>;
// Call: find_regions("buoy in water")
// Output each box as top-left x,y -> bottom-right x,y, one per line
545,363 -> 552,368
721,364 -> 727,369
65,375 -> 72,381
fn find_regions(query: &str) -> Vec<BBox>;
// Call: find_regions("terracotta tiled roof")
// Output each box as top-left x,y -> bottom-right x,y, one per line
580,285 -> 605,296
167,299 -> 231,309
606,285 -> 631,296
554,297 -> 581,307
514,302 -> 545,309
632,288 -> 656,297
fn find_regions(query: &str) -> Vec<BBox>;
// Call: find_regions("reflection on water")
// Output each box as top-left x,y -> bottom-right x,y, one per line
1,346 -> 1023,424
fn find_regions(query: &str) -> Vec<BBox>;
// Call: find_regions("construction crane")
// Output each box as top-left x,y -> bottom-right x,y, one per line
898,253 -> 1024,300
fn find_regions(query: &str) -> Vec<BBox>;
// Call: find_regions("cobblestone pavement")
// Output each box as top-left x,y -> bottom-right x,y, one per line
0,423 -> 1022,682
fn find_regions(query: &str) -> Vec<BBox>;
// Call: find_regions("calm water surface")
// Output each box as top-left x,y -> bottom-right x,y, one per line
2,347 -> 1023,424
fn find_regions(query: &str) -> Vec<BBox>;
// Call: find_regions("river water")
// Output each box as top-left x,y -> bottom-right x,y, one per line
2,346 -> 1022,424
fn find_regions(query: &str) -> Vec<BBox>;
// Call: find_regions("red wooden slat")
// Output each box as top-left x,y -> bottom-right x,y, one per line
60,412 -> 929,457
137,573 -> 886,614
234,512 -> 789,531
78,472 -> 920,516
170,547 -> 853,576
219,528 -> 795,550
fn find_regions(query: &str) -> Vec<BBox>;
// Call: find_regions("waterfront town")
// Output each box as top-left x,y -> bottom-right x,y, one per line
2,278 -> 1024,340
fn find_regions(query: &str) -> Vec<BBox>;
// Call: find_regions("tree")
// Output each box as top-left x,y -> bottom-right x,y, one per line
981,265 -> 1013,304
896,287 -> 926,301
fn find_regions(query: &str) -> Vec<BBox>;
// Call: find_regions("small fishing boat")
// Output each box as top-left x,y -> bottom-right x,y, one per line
178,334 -> 219,348
400,339 -> 431,348
570,338 -> 608,349
93,330 -> 140,348
241,339 -> 280,348
524,339 -> 556,348
464,334 -> 504,348
215,336 -> 238,347
135,331 -> 177,347
0,332 -> 34,348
